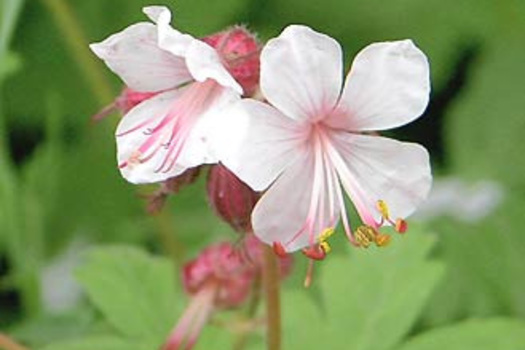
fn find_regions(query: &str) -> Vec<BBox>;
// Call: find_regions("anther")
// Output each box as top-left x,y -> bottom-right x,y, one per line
374,234 -> 391,247
302,246 -> 326,261
395,218 -> 408,234
272,242 -> 288,258
318,227 -> 335,254
376,200 -> 390,220
355,225 -> 377,248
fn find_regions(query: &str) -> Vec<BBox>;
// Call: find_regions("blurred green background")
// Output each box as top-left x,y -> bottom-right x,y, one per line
1,0 -> 525,349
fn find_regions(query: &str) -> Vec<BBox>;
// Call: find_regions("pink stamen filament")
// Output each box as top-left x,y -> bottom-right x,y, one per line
321,134 -> 381,229
163,286 -> 217,350
317,129 -> 358,245
119,80 -> 221,174
284,129 -> 325,249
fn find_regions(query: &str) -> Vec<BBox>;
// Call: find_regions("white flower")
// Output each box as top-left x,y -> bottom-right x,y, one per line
90,6 -> 242,184
215,25 -> 432,254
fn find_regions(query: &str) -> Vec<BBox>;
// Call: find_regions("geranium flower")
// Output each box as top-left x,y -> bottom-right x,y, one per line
215,25 -> 432,257
90,6 -> 242,183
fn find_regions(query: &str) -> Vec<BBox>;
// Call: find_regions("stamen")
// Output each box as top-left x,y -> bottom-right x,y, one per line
304,259 -> 315,288
318,227 -> 334,254
376,200 -> 409,234
272,242 -> 288,258
355,225 -> 377,248
376,200 -> 390,220
374,234 -> 391,247
302,246 -> 326,260
395,218 -> 408,233
319,227 -> 334,242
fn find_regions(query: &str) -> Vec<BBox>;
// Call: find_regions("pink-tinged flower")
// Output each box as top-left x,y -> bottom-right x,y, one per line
90,6 -> 242,184
163,236 -> 292,350
215,25 -> 432,256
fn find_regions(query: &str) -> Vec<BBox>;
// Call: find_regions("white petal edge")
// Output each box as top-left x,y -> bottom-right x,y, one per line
251,151 -> 340,252
260,25 -> 343,122
326,40 -> 430,131
143,6 -> 242,94
185,40 -> 243,94
90,22 -> 191,92
143,6 -> 194,57
212,99 -> 305,191
328,131 -> 432,224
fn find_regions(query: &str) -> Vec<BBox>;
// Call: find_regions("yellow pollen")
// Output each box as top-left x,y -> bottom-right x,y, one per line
318,227 -> 335,254
320,241 -> 331,254
376,200 -> 390,220
319,227 -> 335,241
355,225 -> 377,248
374,234 -> 391,247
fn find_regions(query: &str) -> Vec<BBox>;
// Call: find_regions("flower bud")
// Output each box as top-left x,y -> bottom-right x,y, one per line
182,235 -> 292,308
92,88 -> 157,122
206,164 -> 260,233
165,236 -> 292,350
203,26 -> 261,96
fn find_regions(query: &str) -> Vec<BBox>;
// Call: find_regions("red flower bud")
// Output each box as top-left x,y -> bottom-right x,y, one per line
206,164 -> 260,233
203,26 -> 261,96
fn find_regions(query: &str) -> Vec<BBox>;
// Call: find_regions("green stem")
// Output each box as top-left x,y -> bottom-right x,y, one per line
262,245 -> 281,350
40,0 -> 114,104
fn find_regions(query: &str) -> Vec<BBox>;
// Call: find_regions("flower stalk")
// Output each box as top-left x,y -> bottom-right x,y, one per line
262,245 -> 281,350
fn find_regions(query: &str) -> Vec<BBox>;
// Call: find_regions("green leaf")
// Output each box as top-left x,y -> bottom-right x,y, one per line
283,228 -> 445,350
38,335 -> 154,350
0,50 -> 21,84
446,39 -> 525,188
395,318 -> 525,350
422,192 -> 525,326
75,246 -> 182,344
0,0 -> 24,55
8,308 -> 97,346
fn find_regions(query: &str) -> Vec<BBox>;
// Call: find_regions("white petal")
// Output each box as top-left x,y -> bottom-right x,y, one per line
185,40 -> 243,94
143,5 -> 241,94
90,23 -> 191,92
116,82 -> 234,184
252,152 -> 340,252
143,6 -> 194,57
177,87 -> 240,169
329,132 -> 432,223
327,40 -> 430,131
116,90 -> 187,184
260,25 -> 342,121
213,99 -> 306,191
